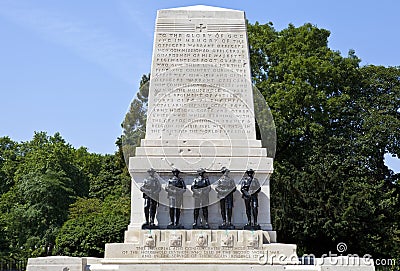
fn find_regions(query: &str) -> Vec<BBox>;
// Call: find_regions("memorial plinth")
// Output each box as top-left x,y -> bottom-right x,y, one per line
105,229 -> 294,265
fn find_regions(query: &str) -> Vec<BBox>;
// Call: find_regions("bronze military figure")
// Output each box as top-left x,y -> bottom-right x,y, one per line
165,168 -> 186,229
215,167 -> 236,229
240,169 -> 261,230
191,168 -> 211,229
140,168 -> 161,229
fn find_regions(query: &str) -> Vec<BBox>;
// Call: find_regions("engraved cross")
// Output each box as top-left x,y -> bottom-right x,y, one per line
196,23 -> 206,32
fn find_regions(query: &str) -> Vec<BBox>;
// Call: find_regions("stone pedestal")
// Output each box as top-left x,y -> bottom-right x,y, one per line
28,256 -> 375,271
27,257 -> 87,271
105,229 -> 294,265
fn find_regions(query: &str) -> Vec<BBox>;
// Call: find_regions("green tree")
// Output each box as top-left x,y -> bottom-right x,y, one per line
0,170 -> 75,258
54,196 -> 130,257
88,154 -> 130,200
15,132 -> 89,197
0,132 -> 92,258
356,65 -> 400,182
0,132 -> 132,259
120,74 -> 149,164
0,137 -> 19,196
247,21 -> 399,257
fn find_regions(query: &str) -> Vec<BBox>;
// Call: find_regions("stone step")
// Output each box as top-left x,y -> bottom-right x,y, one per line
129,156 -> 273,172
135,146 -> 267,157
140,139 -> 263,148
105,229 -> 297,264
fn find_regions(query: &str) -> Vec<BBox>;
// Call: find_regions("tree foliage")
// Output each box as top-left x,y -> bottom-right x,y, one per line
54,196 -> 130,257
248,21 -> 400,257
120,74 -> 150,164
0,132 -> 130,260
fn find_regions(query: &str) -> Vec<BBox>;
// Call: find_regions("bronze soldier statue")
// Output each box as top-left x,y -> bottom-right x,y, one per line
140,168 -> 161,229
191,168 -> 211,229
165,168 -> 186,229
240,169 -> 261,230
215,167 -> 236,229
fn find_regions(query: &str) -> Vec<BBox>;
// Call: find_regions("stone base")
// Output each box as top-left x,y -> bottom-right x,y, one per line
108,229 -> 293,265
104,243 -> 298,264
123,229 -> 277,246
27,256 -> 375,271
166,224 -> 185,229
26,256 -> 87,271
192,224 -> 210,229
142,223 -> 159,230
218,224 -> 235,230
92,262 -> 375,271
243,224 -> 261,230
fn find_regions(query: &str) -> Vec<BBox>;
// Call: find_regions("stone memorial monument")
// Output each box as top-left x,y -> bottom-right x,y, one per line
102,5 -> 297,266
126,4 -> 276,233
27,5 -> 375,271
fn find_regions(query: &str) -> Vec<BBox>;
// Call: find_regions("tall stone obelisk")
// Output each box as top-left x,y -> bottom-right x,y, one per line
127,5 -> 275,232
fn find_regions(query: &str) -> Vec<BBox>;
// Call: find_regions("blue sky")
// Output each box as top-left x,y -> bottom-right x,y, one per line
0,0 -> 399,172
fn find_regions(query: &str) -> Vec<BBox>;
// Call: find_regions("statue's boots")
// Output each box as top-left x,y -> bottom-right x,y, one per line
246,208 -> 252,226
220,201 -> 226,225
193,209 -> 199,227
202,207 -> 209,227
252,207 -> 258,226
150,205 -> 157,225
169,208 -> 175,226
175,209 -> 181,226
144,207 -> 150,225
227,208 -> 233,226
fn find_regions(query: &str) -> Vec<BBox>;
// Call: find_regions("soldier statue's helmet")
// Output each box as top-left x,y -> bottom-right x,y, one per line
221,167 -> 230,173
197,168 -> 206,174
246,168 -> 255,174
172,168 -> 180,173
147,168 -> 156,174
